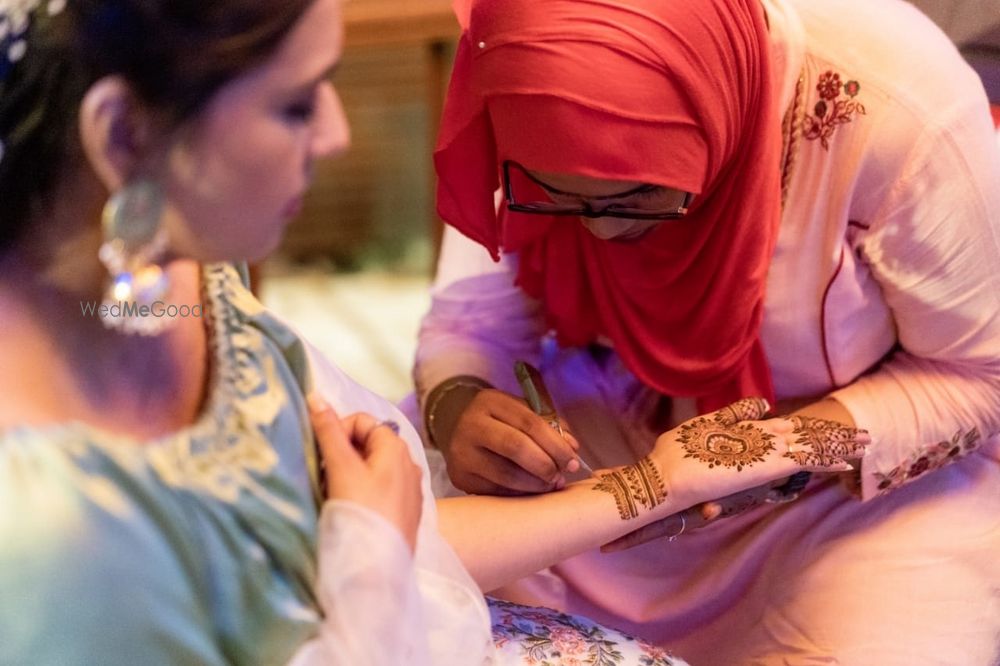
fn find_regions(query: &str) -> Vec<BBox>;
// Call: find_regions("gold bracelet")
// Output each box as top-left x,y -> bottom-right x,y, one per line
424,375 -> 493,448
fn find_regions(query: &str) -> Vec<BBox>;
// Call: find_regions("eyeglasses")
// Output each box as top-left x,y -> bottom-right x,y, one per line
501,160 -> 693,220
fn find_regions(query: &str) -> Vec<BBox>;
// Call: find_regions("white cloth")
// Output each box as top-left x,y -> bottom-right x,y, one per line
411,0 -> 1000,662
290,339 -> 498,666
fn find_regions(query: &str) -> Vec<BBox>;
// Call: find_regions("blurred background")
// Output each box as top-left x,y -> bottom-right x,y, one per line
259,0 -> 1000,404
260,0 -> 454,401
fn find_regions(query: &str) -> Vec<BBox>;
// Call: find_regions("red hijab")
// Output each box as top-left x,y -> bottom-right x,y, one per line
435,0 -> 780,413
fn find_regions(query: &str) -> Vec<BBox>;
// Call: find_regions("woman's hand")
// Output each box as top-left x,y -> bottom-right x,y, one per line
601,397 -> 863,551
600,483 -> 774,552
441,389 -> 581,495
650,397 -> 870,512
309,395 -> 423,553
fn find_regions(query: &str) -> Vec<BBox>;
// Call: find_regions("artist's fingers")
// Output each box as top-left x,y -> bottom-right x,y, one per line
486,394 -> 578,479
600,504 -> 714,552
700,501 -> 723,520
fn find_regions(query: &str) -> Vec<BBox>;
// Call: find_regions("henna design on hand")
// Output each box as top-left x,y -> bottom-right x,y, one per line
783,416 -> 867,467
594,457 -> 667,520
676,418 -> 775,471
714,397 -> 770,426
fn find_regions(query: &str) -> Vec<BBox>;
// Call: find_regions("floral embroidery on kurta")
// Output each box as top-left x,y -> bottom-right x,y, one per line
873,428 -> 982,495
804,71 -> 866,150
489,598 -> 680,665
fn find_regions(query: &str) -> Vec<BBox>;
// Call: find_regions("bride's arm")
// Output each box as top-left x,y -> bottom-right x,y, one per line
436,469 -> 671,593
436,397 -> 869,592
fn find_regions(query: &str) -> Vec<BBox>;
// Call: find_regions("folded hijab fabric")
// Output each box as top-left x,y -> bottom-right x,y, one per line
435,0 -> 781,412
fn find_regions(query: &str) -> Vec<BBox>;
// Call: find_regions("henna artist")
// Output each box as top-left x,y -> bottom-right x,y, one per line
411,0 -> 1000,662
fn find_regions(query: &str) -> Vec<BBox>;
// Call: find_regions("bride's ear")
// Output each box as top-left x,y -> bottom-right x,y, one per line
78,75 -> 156,191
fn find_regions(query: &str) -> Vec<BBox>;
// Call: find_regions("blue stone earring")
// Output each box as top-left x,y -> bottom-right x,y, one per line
97,179 -> 172,334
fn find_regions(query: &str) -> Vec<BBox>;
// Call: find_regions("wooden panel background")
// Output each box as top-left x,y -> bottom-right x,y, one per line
275,0 -> 457,272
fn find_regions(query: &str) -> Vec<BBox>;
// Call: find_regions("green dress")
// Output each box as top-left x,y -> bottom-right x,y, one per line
0,264 -> 324,665
0,263 -> 688,666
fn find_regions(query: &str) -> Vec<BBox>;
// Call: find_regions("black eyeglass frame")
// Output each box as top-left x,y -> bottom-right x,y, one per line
501,160 -> 694,220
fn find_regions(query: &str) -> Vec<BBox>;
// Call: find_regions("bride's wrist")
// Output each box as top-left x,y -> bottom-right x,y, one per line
646,446 -> 685,519
590,455 -> 674,524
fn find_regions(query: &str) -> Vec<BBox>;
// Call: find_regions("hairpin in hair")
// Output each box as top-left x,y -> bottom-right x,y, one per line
0,0 -> 66,163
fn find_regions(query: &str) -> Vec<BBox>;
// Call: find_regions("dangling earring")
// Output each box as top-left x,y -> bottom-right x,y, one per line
97,179 -> 172,335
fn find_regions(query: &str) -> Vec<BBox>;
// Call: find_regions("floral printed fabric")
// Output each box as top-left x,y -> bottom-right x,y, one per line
873,428 -> 982,496
489,598 -> 688,666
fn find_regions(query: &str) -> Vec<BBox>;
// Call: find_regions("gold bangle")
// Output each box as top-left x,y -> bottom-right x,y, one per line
424,376 -> 492,448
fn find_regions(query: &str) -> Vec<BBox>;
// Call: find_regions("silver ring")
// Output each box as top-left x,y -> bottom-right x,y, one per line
667,514 -> 686,543
374,419 -> 400,435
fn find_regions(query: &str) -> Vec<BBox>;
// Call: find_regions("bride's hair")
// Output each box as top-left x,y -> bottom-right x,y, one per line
0,0 -> 313,253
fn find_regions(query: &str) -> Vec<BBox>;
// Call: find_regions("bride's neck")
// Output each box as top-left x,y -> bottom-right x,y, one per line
0,227 -> 210,439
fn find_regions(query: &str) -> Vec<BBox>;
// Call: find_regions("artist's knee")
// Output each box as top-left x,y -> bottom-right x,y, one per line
747,559 -> 1000,665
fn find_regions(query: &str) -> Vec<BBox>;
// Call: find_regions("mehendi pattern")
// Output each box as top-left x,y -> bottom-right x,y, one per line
489,598 -> 685,666
676,418 -> 775,471
594,457 -> 667,520
804,70 -> 866,150
783,416 -> 866,467
714,397 -> 770,426
873,428 -> 982,495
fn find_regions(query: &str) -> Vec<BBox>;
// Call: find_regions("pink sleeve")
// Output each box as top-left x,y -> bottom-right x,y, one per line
830,99 -> 1000,500
413,226 -> 547,404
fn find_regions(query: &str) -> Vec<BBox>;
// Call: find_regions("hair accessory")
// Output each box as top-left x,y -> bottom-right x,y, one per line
0,0 -> 67,163
97,179 -> 174,335
667,513 -> 686,543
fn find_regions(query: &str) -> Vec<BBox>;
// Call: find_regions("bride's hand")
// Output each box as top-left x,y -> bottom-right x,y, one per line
649,397 -> 869,511
309,395 -> 424,553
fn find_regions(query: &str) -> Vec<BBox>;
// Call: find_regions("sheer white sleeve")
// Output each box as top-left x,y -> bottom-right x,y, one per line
287,501 -> 428,666
286,335 -> 497,665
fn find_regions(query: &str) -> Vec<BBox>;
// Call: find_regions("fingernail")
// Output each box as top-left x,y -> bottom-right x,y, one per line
856,430 -> 872,444
566,458 -> 580,473
554,476 -> 566,490
307,394 -> 330,413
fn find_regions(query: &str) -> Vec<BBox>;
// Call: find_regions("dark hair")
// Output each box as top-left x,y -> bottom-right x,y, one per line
0,0 -> 314,254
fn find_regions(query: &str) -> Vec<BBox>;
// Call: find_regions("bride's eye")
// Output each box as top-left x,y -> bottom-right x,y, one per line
284,92 -> 317,123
